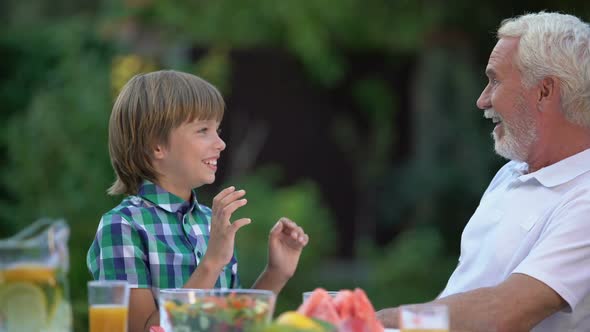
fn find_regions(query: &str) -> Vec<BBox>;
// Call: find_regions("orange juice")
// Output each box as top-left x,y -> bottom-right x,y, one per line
89,305 -> 128,332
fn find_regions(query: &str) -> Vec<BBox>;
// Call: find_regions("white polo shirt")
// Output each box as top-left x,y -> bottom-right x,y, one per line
440,149 -> 590,331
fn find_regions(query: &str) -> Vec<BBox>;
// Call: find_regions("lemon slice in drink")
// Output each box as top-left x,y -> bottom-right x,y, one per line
0,265 -> 57,285
0,282 -> 47,331
44,299 -> 73,332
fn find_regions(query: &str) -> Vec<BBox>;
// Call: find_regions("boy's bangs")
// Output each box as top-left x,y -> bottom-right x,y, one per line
170,74 -> 225,127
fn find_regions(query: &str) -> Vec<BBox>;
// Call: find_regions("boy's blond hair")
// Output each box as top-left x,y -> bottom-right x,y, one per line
108,70 -> 225,195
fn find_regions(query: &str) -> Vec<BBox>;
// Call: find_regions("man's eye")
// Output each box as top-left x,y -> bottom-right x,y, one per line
491,78 -> 499,85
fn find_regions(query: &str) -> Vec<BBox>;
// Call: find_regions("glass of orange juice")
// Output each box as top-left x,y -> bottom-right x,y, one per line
88,280 -> 130,332
399,304 -> 449,332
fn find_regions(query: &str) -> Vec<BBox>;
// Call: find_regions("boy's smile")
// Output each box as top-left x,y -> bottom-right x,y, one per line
203,157 -> 219,171
152,118 -> 226,200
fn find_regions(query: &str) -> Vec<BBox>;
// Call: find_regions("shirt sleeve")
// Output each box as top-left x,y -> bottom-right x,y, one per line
87,212 -> 152,288
512,194 -> 590,311
230,252 -> 241,289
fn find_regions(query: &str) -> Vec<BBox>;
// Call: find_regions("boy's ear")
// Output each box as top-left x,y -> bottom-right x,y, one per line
152,143 -> 166,160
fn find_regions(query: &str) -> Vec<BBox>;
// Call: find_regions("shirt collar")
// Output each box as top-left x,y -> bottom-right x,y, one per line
517,148 -> 590,187
138,180 -> 201,214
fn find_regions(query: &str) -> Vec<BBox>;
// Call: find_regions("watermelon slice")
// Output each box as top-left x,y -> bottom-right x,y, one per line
353,289 -> 384,332
333,290 -> 354,320
338,317 -> 371,332
298,288 -> 340,325
298,288 -> 328,315
297,288 -> 384,332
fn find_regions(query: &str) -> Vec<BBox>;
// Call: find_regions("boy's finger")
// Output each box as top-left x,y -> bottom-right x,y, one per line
270,219 -> 284,235
279,217 -> 296,228
231,218 -> 252,231
300,233 -> 309,245
212,186 -> 236,207
220,199 -> 248,221
279,220 -> 298,234
286,225 -> 304,239
219,189 -> 246,207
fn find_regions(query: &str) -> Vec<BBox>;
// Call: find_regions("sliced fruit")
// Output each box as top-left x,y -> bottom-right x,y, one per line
333,290 -> 354,319
44,300 -> 73,332
0,282 -> 48,331
0,266 -> 56,286
276,311 -> 324,331
298,289 -> 341,325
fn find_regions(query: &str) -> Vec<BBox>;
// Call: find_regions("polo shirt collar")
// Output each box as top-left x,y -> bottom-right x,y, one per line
517,148 -> 590,187
138,180 -> 200,214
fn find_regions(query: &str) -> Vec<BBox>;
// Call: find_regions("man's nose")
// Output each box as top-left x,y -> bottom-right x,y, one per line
476,85 -> 491,110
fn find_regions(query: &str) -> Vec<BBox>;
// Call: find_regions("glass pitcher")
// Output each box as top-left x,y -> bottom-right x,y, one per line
0,219 -> 73,332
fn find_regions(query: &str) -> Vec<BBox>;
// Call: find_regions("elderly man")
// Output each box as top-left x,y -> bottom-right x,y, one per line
377,12 -> 590,331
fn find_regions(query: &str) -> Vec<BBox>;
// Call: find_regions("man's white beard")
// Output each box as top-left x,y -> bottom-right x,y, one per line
488,100 -> 537,162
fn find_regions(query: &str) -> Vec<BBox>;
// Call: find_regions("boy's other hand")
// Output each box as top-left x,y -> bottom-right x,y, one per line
204,186 -> 251,269
267,218 -> 309,280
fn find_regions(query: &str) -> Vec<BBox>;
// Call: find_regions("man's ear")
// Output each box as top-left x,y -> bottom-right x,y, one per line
537,76 -> 560,111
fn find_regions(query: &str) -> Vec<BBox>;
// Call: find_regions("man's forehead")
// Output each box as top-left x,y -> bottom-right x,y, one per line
486,37 -> 520,74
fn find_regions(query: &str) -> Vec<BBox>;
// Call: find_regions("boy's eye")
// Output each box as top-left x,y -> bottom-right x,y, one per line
197,127 -> 208,133
216,128 -> 222,135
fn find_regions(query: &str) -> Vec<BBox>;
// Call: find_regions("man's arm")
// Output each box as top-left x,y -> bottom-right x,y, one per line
377,273 -> 566,331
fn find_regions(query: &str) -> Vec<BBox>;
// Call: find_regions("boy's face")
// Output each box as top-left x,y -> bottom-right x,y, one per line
153,118 -> 226,198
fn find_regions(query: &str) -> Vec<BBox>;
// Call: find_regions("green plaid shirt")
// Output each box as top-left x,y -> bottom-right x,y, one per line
87,180 -> 240,297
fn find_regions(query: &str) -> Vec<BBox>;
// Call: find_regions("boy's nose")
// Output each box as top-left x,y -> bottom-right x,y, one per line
216,136 -> 226,151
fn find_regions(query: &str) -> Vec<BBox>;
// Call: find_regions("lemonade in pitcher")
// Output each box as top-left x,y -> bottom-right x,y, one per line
0,219 -> 73,332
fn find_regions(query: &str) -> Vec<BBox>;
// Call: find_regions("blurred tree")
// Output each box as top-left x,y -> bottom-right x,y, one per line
378,45 -> 501,255
0,18 -> 117,331
331,77 -> 396,254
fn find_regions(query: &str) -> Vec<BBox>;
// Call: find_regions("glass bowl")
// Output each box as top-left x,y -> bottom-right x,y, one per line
159,289 -> 276,332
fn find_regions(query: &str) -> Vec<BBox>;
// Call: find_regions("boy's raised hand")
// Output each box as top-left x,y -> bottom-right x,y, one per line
204,186 -> 251,269
267,218 -> 309,279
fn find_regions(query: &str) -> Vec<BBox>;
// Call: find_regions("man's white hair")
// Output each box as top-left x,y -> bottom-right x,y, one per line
498,12 -> 590,127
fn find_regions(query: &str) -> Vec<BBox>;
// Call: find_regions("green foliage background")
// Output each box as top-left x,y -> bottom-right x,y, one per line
1,1 -> 589,331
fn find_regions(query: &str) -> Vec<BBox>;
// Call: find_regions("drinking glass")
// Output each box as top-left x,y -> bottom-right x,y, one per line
88,280 -> 130,332
302,290 -> 340,302
399,304 -> 449,332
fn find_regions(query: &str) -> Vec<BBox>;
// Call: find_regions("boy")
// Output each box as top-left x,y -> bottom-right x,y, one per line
87,70 -> 309,332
